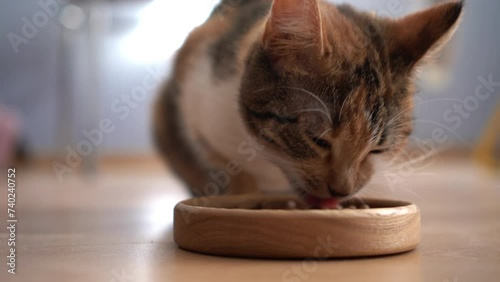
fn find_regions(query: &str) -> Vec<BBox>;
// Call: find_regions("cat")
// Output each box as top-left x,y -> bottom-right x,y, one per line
153,0 -> 463,208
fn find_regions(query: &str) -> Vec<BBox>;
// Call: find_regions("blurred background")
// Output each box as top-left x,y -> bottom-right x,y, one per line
0,0 -> 499,175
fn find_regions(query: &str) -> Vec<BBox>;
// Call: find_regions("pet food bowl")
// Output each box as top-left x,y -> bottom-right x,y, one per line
173,195 -> 420,258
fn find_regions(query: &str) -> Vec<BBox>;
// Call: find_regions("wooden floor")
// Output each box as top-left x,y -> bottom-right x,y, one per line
0,156 -> 499,282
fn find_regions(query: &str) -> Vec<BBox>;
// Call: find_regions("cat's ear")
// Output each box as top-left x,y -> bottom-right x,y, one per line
263,0 -> 324,56
386,0 -> 463,71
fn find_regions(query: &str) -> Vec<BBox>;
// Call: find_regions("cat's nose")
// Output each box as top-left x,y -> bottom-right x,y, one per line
327,185 -> 352,198
327,168 -> 355,198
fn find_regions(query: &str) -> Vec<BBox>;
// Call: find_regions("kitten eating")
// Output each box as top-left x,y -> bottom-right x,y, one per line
154,0 -> 463,208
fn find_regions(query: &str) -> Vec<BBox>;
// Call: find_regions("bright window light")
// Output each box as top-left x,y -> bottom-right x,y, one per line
120,0 -> 220,64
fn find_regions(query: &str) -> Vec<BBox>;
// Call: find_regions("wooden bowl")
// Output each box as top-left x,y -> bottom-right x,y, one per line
174,195 -> 420,259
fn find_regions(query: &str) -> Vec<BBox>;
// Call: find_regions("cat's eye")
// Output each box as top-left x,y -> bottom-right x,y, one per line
312,138 -> 332,149
245,107 -> 298,124
370,149 -> 388,155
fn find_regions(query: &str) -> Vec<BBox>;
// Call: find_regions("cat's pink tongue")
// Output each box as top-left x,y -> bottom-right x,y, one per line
305,195 -> 339,209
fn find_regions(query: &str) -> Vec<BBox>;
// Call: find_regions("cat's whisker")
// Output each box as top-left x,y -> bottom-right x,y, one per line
280,86 -> 333,125
294,109 -> 332,124
387,122 -> 415,130
371,155 -> 438,191
380,151 -> 409,168
388,151 -> 437,171
252,86 -> 275,94
339,95 -> 350,122
315,128 -> 333,141
251,86 -> 334,125
368,171 -> 436,185
256,152 -> 303,171
366,177 -> 424,200
252,86 -> 334,125
386,112 -> 410,127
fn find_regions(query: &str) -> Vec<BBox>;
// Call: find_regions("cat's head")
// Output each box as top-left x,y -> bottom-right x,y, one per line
240,0 -> 463,203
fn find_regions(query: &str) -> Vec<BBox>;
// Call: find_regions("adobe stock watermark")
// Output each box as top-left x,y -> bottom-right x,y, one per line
281,235 -> 341,282
383,74 -> 499,188
51,65 -> 167,182
442,74 -> 499,130
7,0 -> 69,54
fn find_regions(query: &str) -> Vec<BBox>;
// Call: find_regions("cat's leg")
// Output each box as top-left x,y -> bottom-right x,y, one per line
225,170 -> 259,195
154,80 -> 259,196
154,81 -> 216,196
195,135 -> 261,195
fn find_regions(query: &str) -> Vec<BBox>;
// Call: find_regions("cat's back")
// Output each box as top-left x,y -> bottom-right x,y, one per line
154,0 -> 289,194
172,0 -> 271,81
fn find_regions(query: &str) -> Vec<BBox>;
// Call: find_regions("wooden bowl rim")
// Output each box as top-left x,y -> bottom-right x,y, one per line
175,195 -> 420,219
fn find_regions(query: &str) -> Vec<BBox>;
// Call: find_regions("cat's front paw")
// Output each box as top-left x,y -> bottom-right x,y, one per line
234,197 -> 308,210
